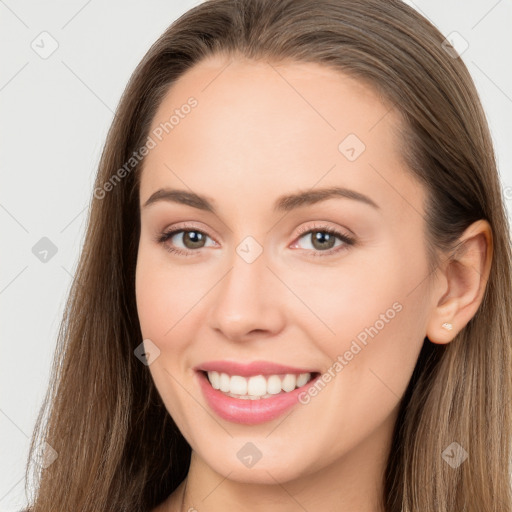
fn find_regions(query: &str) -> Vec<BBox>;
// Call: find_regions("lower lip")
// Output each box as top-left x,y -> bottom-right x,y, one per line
196,370 -> 320,425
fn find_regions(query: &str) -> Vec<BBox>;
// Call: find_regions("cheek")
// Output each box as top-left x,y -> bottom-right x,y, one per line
290,241 -> 429,399
135,247 -> 202,435
281,250 -> 428,466
135,243 -> 205,342
135,261 -> 170,342
287,243 -> 424,345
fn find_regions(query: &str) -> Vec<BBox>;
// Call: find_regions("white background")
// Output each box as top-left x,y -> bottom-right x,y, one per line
1,0 -> 511,510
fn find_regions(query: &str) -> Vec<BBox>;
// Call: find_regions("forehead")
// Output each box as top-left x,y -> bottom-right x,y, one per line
147,55 -> 400,148
139,55 -> 419,218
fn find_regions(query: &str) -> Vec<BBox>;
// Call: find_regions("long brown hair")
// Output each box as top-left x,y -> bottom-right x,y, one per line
25,0 -> 512,510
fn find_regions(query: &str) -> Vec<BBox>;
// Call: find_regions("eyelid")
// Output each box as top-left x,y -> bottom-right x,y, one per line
158,221 -> 218,241
294,221 -> 354,238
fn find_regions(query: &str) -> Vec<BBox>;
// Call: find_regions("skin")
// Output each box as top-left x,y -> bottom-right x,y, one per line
135,55 -> 492,512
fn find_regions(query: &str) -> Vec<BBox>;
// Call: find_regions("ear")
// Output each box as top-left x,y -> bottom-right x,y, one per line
426,219 -> 493,344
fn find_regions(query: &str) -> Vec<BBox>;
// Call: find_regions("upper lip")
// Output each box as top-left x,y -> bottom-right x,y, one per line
195,360 -> 318,377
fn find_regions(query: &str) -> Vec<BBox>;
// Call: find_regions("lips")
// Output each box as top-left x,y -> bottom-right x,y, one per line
194,360 -> 321,425
194,360 -> 318,377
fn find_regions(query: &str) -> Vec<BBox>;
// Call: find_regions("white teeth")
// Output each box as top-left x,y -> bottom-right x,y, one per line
247,375 -> 267,396
209,371 -> 220,390
282,374 -> 296,392
219,372 -> 230,392
267,375 -> 282,395
296,373 -> 310,387
230,375 -> 247,395
206,371 -> 313,399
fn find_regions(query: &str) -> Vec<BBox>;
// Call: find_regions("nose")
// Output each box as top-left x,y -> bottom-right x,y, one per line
207,246 -> 287,342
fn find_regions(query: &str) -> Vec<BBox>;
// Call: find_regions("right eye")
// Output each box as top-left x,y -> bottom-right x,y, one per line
157,227 -> 217,256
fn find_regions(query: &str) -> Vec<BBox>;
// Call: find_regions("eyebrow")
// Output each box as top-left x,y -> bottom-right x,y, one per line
142,186 -> 380,213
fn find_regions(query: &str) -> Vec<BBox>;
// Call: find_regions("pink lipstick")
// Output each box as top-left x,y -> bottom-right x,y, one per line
194,360 -> 320,425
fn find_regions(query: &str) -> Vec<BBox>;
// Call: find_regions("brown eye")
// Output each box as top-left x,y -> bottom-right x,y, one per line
308,231 -> 337,250
177,230 -> 207,249
293,225 -> 356,257
158,228 -> 215,256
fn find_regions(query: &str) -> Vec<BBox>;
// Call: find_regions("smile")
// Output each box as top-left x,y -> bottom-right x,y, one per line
206,371 -> 315,399
194,362 -> 321,425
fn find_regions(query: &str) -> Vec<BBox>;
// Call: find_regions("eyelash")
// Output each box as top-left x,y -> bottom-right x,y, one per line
155,222 -> 356,258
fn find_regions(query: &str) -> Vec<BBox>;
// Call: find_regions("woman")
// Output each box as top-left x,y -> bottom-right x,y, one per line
25,0 -> 512,510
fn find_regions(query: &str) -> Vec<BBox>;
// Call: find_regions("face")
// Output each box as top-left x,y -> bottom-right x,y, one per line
135,55 -> 432,484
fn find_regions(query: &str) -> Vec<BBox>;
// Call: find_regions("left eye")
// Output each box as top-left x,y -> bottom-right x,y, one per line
293,227 -> 355,254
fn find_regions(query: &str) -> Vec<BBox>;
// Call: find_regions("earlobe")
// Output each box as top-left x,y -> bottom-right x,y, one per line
426,318 -> 457,345
426,220 -> 493,345
429,320 -> 456,344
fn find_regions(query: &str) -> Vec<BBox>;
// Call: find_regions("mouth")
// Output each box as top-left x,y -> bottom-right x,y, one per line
201,370 -> 320,400
195,367 -> 321,425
